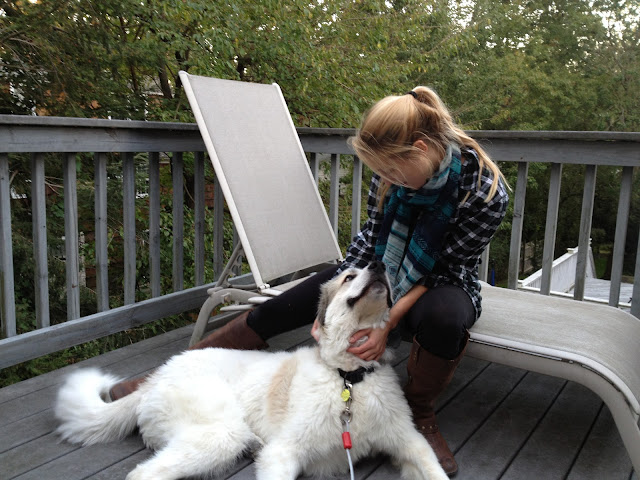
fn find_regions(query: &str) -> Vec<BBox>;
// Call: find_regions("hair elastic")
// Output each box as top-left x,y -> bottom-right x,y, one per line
406,91 -> 418,99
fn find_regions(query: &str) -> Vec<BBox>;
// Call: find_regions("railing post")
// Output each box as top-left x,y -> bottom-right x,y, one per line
479,246 -> 490,283
149,152 -> 161,298
0,153 -> 16,337
94,153 -> 109,311
63,153 -> 80,320
122,152 -> 136,305
31,153 -> 50,328
574,165 -> 597,301
194,152 -> 205,286
329,154 -> 340,234
351,155 -> 362,240
609,166 -> 633,307
172,152 -> 184,292
507,162 -> 529,289
309,152 -> 319,184
540,163 -> 562,295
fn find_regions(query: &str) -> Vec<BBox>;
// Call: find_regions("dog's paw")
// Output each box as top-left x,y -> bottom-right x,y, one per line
125,466 -> 150,480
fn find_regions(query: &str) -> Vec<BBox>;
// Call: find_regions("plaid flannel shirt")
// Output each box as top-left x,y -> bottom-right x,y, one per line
338,148 -> 509,318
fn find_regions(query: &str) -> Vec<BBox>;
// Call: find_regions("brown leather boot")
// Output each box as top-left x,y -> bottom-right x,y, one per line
188,310 -> 268,351
403,332 -> 469,477
109,311 -> 268,401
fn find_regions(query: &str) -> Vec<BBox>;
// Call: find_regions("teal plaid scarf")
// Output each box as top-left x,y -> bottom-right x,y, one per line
375,143 -> 461,303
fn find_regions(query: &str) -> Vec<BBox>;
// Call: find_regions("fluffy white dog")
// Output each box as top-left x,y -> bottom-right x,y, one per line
55,262 -> 448,480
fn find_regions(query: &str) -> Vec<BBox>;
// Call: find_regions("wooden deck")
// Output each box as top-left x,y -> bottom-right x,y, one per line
1,321 -> 637,480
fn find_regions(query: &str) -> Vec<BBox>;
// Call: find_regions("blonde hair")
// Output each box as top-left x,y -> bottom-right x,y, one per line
349,86 -> 506,206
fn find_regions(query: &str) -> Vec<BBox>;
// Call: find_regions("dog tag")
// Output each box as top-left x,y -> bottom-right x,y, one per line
341,388 -> 351,402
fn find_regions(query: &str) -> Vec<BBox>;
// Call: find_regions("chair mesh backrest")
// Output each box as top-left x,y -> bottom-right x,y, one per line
180,72 -> 342,286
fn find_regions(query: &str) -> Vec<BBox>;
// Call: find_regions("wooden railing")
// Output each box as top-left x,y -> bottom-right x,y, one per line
1,115 -> 639,368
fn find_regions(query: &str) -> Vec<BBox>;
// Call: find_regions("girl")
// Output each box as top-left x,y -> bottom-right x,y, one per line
110,86 -> 509,476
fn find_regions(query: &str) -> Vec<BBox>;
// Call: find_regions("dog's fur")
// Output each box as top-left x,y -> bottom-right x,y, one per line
55,263 -> 447,480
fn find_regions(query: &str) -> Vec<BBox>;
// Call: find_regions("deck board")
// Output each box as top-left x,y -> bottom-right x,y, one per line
0,322 -> 635,480
500,382 -> 616,479
453,372 -> 565,479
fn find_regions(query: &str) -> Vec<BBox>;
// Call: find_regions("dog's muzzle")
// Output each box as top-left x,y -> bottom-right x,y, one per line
346,262 -> 392,308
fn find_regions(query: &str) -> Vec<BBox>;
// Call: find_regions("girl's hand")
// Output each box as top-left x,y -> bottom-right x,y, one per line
347,327 -> 389,361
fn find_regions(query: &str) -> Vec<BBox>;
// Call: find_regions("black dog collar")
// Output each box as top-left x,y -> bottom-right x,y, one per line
337,366 -> 375,386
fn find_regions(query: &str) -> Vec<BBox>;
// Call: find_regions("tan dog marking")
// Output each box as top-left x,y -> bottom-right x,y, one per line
266,357 -> 298,424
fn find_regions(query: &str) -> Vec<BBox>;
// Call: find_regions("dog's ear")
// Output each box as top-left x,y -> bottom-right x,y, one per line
316,283 -> 330,327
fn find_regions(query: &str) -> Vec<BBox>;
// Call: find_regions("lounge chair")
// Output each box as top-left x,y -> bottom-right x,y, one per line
179,71 -> 343,345
179,71 -> 640,474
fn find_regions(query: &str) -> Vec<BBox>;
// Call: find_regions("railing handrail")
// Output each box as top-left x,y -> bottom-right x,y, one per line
4,114 -> 640,141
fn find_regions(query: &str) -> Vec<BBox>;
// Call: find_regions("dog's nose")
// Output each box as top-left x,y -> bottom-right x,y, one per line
368,261 -> 386,274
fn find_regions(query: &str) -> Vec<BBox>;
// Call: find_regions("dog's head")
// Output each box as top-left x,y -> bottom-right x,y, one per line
315,262 -> 392,370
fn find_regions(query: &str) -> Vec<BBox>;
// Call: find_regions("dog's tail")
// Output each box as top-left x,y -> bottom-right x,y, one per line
54,368 -> 140,445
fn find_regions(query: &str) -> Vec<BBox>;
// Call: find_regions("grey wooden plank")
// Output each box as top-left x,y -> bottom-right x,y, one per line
63,152 -> 81,320
610,166 -> 633,307
172,151 -> 184,292
0,118 -> 205,153
11,435 -> 145,480
194,151 -> 206,286
0,282 -> 214,369
94,153 -> 109,312
540,162 -> 562,295
567,405 -> 633,480
0,324 -> 193,403
453,372 -> 565,480
0,431 -> 80,478
148,152 -> 161,298
437,363 -> 528,453
302,456 -> 386,479
84,449 -> 153,480
226,456 -> 384,480
31,152 -> 50,328
437,356 -> 491,408
508,161 -> 528,289
574,164 -> 597,300
501,382 -> 602,479
0,152 -> 17,337
298,129 -> 640,165
469,137 -> 640,167
0,409 -> 56,454
0,331 -> 191,426
122,152 -> 136,305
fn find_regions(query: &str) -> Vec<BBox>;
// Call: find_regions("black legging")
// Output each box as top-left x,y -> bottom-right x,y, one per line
247,265 -> 476,360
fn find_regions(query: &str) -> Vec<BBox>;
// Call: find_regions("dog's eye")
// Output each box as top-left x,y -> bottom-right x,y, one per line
344,274 -> 356,283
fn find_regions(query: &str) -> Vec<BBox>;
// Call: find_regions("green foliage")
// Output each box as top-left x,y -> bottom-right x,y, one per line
2,0 -> 639,131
